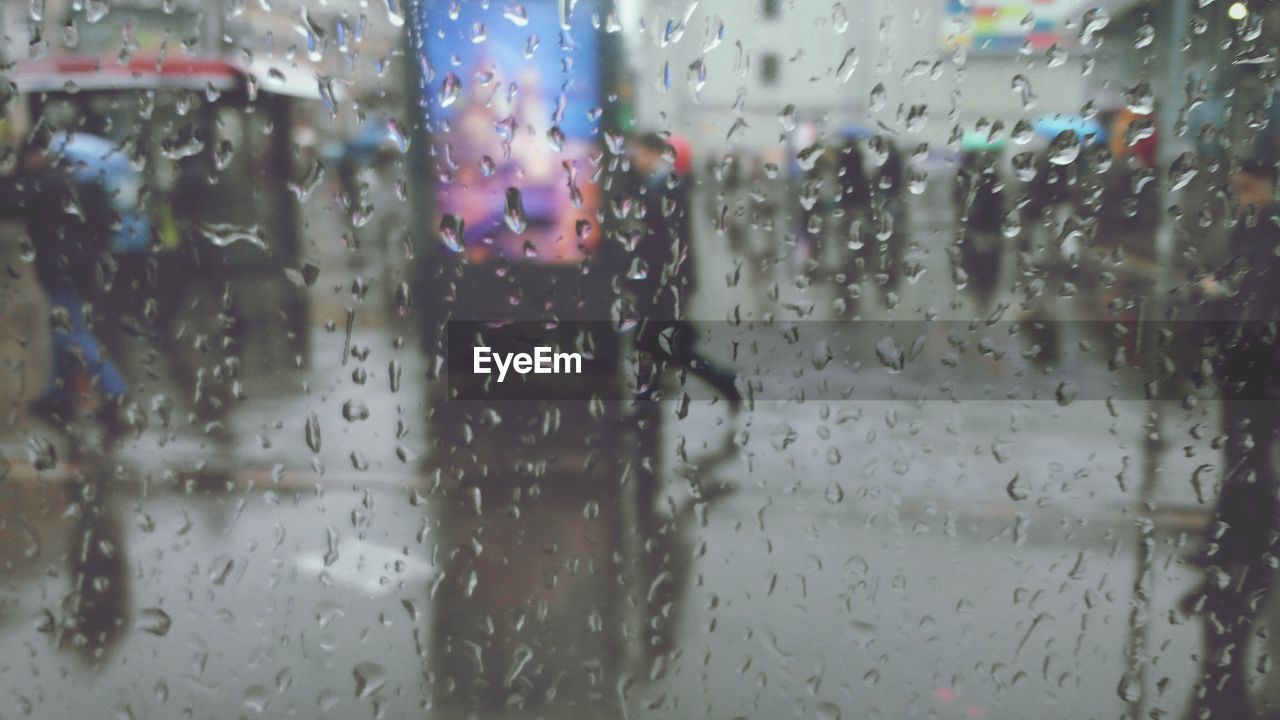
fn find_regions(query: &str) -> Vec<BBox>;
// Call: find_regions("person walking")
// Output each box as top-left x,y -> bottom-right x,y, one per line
626,132 -> 741,409
4,132 -> 129,443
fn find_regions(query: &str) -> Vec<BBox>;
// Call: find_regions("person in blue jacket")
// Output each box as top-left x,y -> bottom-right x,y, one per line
2,131 -> 132,438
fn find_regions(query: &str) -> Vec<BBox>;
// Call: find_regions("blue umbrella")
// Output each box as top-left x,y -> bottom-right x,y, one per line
838,124 -> 876,140
47,132 -> 149,254
1033,115 -> 1107,145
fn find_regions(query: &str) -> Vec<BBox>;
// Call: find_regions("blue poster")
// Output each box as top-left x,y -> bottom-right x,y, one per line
413,0 -> 603,264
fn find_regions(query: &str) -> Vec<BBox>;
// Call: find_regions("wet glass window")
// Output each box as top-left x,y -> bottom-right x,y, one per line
1,0 -> 1279,719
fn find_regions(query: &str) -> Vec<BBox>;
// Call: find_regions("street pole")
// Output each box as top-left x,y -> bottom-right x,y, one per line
1124,0 -> 1190,717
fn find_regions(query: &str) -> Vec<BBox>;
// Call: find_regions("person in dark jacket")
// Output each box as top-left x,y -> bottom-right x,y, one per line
1185,158 -> 1280,720
626,132 -> 741,659
627,132 -> 741,408
953,148 -> 1006,308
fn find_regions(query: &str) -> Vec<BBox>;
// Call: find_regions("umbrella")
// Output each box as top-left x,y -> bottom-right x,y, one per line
838,124 -> 876,140
961,132 -> 1006,152
47,132 -> 149,254
666,133 -> 693,176
46,131 -> 130,180
1033,115 -> 1107,145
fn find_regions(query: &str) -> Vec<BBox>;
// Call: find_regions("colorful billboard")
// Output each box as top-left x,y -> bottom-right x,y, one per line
943,0 -> 1071,53
413,0 -> 603,264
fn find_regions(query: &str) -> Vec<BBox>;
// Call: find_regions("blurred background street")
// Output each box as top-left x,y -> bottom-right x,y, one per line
0,0 -> 1278,718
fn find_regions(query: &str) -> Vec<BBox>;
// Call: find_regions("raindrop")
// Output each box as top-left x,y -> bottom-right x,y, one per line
726,117 -> 749,144
825,481 -> 845,504
1055,381 -> 1078,406
288,160 -> 325,201
439,73 -> 461,107
503,187 -> 528,233
778,104 -> 797,131
837,47 -> 858,83
1010,74 -> 1036,110
1169,151 -> 1198,191
504,5 -> 529,25
353,662 -> 387,699
869,83 -> 886,112
832,3 -> 849,33
209,556 -> 234,585
1047,130 -> 1081,165
305,412 -> 321,453
1006,473 -> 1028,501
1080,8 -> 1110,45
197,224 -> 268,250
440,214 -> 465,252
1012,151 -> 1037,181
905,104 -> 928,133
27,436 -> 56,470
876,336 -> 906,372
1011,119 -> 1034,144
1046,43 -> 1067,67
1117,672 -> 1140,702
384,0 -> 405,27
350,451 -> 369,471
1001,211 -> 1022,238
1125,81 -> 1154,115
84,0 -> 109,23
1133,23 -> 1154,48
342,400 -> 370,422
137,607 -> 172,636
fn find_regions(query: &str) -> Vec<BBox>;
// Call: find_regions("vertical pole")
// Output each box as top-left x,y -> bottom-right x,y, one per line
1125,0 -> 1189,718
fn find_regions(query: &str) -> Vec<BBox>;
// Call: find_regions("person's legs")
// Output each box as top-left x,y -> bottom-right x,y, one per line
636,320 -> 740,409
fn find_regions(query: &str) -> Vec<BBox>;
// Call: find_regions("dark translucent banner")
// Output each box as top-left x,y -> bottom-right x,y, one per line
443,320 -> 1280,402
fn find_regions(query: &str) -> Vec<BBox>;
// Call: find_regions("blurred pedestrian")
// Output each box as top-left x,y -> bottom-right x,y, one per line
1,132 -> 128,442
953,142 -> 1006,308
626,132 -> 741,409
625,131 -> 741,659
1186,158 -> 1280,720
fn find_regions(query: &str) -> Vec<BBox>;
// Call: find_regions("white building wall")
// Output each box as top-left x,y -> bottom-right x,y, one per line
622,0 -> 1089,155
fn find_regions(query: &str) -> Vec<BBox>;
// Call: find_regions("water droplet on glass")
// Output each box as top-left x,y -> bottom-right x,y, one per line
440,214 -> 465,252
832,3 -> 849,33
1006,473 -> 1028,501
197,223 -> 267,250
84,0 -> 109,23
1133,23 -> 1154,48
1012,151 -> 1037,181
1011,119 -> 1034,144
503,187 -> 528,233
1055,381 -> 1078,406
1080,8 -> 1110,45
137,607 -> 172,636
353,662 -> 387,699
726,118 -> 749,144
1125,81 -> 1155,115
27,436 -> 56,470
837,47 -> 858,83
305,412 -> 322,453
825,481 -> 845,504
1169,151 -> 1198,191
1047,130 -> 1081,165
869,83 -> 887,112
439,73 -> 461,107
342,400 -> 370,422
